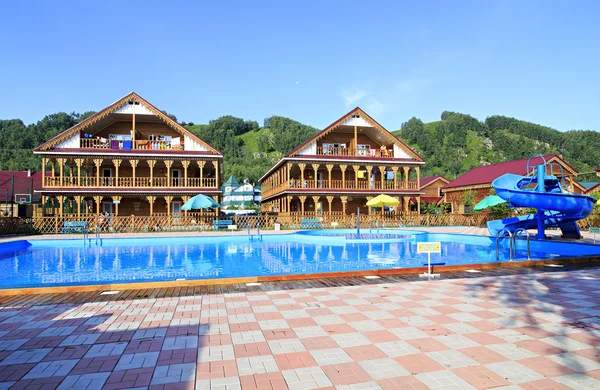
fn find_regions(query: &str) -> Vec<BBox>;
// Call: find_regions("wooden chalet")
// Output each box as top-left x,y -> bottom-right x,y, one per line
33,92 -> 223,217
412,175 -> 450,205
259,108 -> 426,215
442,154 -> 585,213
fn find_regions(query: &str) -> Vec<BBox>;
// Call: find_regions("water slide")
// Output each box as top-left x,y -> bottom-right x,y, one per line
487,161 -> 595,239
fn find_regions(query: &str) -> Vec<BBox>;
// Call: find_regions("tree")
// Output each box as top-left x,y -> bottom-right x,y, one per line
161,110 -> 177,122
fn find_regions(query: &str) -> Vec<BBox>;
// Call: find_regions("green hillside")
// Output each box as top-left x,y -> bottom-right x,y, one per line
394,112 -> 600,181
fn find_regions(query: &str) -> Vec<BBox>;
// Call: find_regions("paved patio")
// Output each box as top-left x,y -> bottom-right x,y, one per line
0,267 -> 598,389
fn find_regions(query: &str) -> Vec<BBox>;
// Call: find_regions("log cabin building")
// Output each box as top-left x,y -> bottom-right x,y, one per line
442,154 -> 586,213
259,108 -> 426,215
33,92 -> 223,217
412,175 -> 450,206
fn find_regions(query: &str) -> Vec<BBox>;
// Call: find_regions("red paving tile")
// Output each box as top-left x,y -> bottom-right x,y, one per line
519,379 -> 572,389
229,322 -> 261,332
344,344 -> 388,361
274,351 -> 318,370
393,354 -> 445,374
520,356 -> 577,377
322,362 -> 373,385
196,359 -> 239,380
301,336 -> 340,350
234,342 -> 272,358
463,331 -> 505,345
105,367 -> 154,389
361,330 -> 400,343
517,339 -> 566,355
157,348 -> 197,365
262,329 -> 297,340
459,346 -> 509,364
378,376 -> 429,390
454,366 -> 511,388
406,337 -> 451,352
321,323 -> 356,334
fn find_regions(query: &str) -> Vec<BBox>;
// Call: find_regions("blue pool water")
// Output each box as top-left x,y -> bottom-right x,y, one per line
0,229 -> 599,289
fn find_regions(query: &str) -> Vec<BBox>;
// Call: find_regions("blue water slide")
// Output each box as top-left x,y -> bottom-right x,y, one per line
488,173 -> 595,239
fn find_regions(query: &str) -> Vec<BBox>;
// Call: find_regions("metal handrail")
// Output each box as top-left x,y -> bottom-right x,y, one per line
512,228 -> 531,260
496,228 -> 513,261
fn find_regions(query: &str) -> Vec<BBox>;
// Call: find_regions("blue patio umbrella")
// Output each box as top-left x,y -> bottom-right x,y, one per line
473,195 -> 506,211
181,194 -> 220,210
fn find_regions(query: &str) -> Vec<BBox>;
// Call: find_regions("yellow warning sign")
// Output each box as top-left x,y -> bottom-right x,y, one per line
417,242 -> 441,254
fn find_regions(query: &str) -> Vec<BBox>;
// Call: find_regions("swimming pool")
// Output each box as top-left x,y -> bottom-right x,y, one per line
1,230 -> 599,289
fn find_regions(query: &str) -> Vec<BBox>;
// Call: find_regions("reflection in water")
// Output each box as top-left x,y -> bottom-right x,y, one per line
0,234 -> 598,289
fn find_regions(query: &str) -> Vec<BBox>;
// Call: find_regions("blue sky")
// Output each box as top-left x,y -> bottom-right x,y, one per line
0,0 -> 598,131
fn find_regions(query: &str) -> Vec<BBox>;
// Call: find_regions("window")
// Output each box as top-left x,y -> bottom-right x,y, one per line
357,144 -> 370,156
109,134 -> 132,141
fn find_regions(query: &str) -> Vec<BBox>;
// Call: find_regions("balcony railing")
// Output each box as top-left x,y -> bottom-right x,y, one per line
80,139 -> 184,150
44,176 -> 217,188
262,179 -> 419,197
316,146 -> 394,158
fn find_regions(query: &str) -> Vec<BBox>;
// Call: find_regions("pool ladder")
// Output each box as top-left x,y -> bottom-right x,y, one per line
248,221 -> 263,241
495,228 -> 513,261
512,228 -> 531,260
84,225 -> 102,246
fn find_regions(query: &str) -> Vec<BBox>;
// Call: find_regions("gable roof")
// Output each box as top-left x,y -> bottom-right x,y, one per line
285,107 -> 425,162
417,175 -> 450,189
34,92 -> 221,155
584,182 -> 600,193
443,154 -> 576,190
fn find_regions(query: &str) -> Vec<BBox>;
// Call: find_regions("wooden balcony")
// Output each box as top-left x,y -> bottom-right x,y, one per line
316,146 -> 394,158
262,179 -> 419,198
43,176 -> 217,188
80,139 -> 184,150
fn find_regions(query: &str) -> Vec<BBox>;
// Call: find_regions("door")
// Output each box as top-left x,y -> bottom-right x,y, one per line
316,172 -> 323,188
172,201 -> 182,214
102,202 -> 113,214
172,169 -> 181,186
102,168 -> 113,186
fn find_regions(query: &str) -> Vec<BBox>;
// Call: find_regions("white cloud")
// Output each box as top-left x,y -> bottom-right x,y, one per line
365,97 -> 385,117
341,88 -> 367,106
295,81 -> 300,85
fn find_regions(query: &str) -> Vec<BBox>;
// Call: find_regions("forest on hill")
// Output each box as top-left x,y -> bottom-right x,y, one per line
395,111 -> 600,180
1,109 -> 598,184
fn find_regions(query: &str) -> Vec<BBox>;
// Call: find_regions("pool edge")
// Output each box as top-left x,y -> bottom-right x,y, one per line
1,256 -> 598,296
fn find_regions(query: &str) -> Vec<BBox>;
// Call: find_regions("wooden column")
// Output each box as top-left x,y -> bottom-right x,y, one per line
340,196 -> 348,215
112,196 -> 122,216
415,166 -> 420,189
352,165 -> 360,189
41,158 -> 46,187
311,164 -> 319,188
182,160 -> 190,187
75,195 -> 82,218
299,195 -> 306,214
326,196 -> 333,215
147,196 -> 156,215
366,166 -> 373,189
326,164 -> 333,188
215,160 -> 220,187
94,195 -> 101,215
287,196 -> 291,214
392,167 -> 399,189
112,159 -> 122,187
366,196 -> 373,215
182,195 -> 190,215
340,165 -> 347,188
164,160 -> 173,187
395,197 -> 401,214
148,160 -> 156,187
197,161 -> 206,186
165,196 -> 173,216
417,196 -> 421,214
379,165 -> 386,189
58,196 -> 64,216
75,159 -> 83,186
131,102 -> 136,144
299,164 -> 306,185
403,167 -> 410,189
130,160 -> 139,187
312,196 -> 320,213
69,159 -> 73,186
287,163 -> 291,182
404,196 -> 409,213
57,158 -> 65,187
93,159 -> 103,187
354,125 -> 358,155
212,195 -> 219,216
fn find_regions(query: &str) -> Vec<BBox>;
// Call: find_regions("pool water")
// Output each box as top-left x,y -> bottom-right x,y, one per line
0,230 -> 599,289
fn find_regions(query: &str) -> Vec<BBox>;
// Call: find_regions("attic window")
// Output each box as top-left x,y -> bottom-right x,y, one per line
127,101 -> 140,105
352,114 -> 360,118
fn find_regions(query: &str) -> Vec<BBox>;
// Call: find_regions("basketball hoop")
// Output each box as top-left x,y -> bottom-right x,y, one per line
14,194 -> 32,204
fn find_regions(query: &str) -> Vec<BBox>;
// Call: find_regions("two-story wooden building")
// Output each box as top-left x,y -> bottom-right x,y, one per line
33,92 -> 223,216
259,108 -> 426,215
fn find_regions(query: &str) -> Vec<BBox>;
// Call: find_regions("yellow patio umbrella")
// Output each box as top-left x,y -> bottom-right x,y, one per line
366,194 -> 400,213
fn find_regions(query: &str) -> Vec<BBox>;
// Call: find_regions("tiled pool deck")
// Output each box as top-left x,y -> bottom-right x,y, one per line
0,266 -> 598,389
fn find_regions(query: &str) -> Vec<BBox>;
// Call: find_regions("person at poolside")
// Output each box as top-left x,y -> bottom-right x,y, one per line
97,213 -> 107,231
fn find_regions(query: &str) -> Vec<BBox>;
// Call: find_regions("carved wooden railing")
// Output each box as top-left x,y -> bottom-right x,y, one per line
316,146 -> 394,158
43,176 -> 218,188
262,179 -> 418,197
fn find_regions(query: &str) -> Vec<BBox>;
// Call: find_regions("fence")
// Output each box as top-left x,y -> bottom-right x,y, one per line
2,212 -> 599,236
